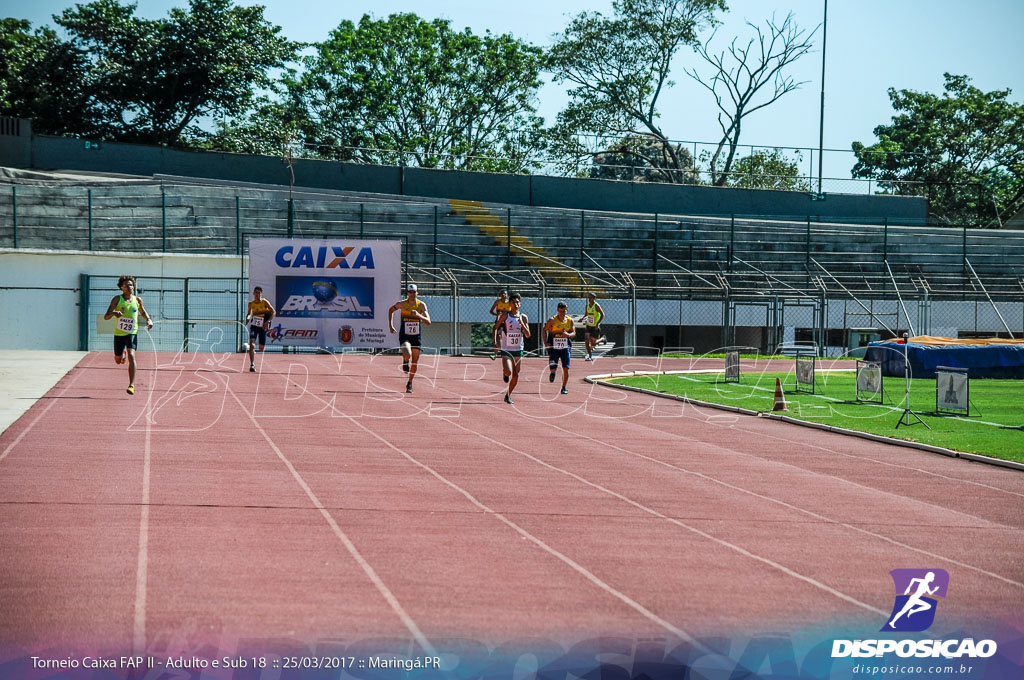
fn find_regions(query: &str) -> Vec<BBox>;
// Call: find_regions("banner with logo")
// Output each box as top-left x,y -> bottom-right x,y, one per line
248,239 -> 401,348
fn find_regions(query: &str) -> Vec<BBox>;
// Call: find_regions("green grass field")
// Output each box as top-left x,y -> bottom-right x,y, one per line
610,370 -> 1024,463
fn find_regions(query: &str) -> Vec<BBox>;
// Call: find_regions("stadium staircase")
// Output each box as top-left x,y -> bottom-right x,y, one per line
447,199 -> 591,293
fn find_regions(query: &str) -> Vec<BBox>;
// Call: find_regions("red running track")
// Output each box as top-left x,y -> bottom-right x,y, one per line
1,350 -> 1022,658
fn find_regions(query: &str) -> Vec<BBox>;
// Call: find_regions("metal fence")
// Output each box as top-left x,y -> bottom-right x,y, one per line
80,269 -> 1024,358
4,183 -> 1023,284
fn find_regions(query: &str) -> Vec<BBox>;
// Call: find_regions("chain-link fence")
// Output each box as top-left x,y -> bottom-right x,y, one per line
79,269 -> 1024,358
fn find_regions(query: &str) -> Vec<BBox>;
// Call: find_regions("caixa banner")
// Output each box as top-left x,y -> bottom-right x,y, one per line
248,239 -> 401,348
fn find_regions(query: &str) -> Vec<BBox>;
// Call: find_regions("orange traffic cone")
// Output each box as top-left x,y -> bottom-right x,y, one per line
772,377 -> 788,411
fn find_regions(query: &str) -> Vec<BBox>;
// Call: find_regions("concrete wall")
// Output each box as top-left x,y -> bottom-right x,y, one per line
0,118 -> 31,170
4,247 -> 1018,354
7,134 -> 927,224
31,135 -> 401,194
0,249 -> 242,350
529,175 -> 926,221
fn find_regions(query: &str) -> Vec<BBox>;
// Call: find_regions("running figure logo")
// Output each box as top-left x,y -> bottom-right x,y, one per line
882,569 -> 949,632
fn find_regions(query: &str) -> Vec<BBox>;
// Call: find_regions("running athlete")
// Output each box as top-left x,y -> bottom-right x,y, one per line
103,275 -> 154,395
544,301 -> 575,395
493,293 -> 530,404
580,292 -> 605,361
888,572 -> 940,629
388,284 -> 431,393
244,286 -> 275,373
488,290 -> 511,358
544,301 -> 577,393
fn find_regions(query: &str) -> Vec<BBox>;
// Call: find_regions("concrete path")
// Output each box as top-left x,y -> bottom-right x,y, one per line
0,350 -> 86,435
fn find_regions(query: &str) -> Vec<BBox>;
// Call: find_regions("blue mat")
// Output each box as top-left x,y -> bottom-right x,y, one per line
865,341 -> 1024,379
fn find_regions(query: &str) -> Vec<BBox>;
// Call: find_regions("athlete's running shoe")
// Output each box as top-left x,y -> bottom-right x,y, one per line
126,384 -> 135,395
402,361 -> 410,373
503,374 -> 510,383
549,371 -> 556,383
249,364 -> 256,373
560,387 -> 568,395
406,382 -> 413,393
504,394 -> 514,405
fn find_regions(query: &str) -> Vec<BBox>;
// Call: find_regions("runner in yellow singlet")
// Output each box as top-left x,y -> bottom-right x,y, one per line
488,290 -> 511,358
388,284 -> 431,393
103,275 -> 153,395
544,301 -> 576,395
580,292 -> 605,361
244,286 -> 276,373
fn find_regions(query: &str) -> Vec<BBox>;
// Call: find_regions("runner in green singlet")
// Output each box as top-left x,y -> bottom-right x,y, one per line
580,292 -> 605,361
103,275 -> 154,395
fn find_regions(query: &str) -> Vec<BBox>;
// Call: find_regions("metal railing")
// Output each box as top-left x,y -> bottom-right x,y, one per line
3,182 -> 1022,282
77,268 -> 1023,357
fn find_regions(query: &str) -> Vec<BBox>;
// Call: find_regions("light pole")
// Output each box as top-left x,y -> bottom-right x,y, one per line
817,0 -> 828,196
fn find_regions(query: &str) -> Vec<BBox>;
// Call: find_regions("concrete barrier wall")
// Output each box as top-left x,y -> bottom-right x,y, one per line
0,118 -> 31,170
32,136 -> 402,195
3,249 -> 1017,353
0,249 -> 241,350
13,135 -> 927,223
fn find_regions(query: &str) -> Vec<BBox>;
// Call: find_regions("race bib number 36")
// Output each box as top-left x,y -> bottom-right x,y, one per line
117,317 -> 136,333
404,321 -> 421,335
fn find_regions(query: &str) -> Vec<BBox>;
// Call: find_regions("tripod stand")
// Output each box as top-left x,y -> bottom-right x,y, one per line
896,333 -> 930,430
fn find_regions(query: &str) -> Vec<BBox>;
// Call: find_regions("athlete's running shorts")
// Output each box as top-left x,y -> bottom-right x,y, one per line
548,347 -> 570,368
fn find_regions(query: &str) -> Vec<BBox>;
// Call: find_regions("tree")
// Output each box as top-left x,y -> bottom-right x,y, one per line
289,13 -> 547,172
852,74 -> 1024,226
201,95 -> 305,157
547,0 -> 726,182
685,12 -> 816,186
0,18 -> 97,136
590,133 -> 698,183
726,148 -> 809,190
50,0 -> 297,146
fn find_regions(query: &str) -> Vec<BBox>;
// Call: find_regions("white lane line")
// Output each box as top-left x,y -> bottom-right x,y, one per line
341,412 -> 709,647
225,382 -> 436,656
133,406 -> 151,656
406,361 -> 1024,586
608,396 -> 1024,514
612,375 -> 1024,499
0,359 -> 86,463
524,412 -> 1024,591
440,416 -> 888,617
274,367 -> 710,648
662,373 -> 1015,429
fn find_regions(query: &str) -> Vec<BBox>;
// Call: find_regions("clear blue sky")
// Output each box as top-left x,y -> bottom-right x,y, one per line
8,0 -> 1024,179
